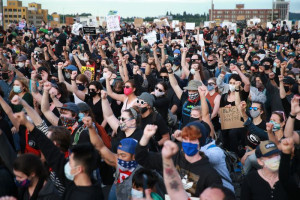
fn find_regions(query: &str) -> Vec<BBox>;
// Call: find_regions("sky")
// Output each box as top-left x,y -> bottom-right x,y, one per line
4,0 -> 300,18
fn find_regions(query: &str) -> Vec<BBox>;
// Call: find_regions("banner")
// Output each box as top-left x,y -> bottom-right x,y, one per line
106,15 -> 121,32
83,27 -> 96,35
219,106 -> 244,130
81,66 -> 95,82
185,23 -> 195,30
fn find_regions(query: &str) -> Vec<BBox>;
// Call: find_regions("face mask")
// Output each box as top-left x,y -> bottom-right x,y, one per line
82,57 -> 89,62
102,45 -> 106,50
119,121 -> 127,131
188,93 -> 199,101
174,54 -> 179,58
118,158 -> 137,170
65,72 -> 71,79
263,155 -> 280,172
273,62 -> 277,67
182,142 -> 199,156
122,47 -> 127,52
228,53 -> 232,56
189,117 -> 199,123
284,86 -> 290,93
241,50 -> 246,54
102,72 -> 108,79
190,68 -> 196,75
269,120 -> 281,132
154,90 -> 165,97
131,188 -> 143,198
229,84 -> 235,92
89,90 -> 97,98
13,86 -> 22,93
264,65 -> 270,70
77,84 -> 85,91
18,62 -> 25,68
2,73 -> 9,80
139,107 -> 148,114
207,85 -> 214,91
250,110 -> 260,118
124,87 -> 133,96
60,116 -> 76,127
14,178 -> 30,188
64,162 -> 79,181
78,113 -> 85,122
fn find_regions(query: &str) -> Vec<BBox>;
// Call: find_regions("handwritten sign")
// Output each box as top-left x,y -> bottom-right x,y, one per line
193,34 -> 205,47
123,36 -> 132,43
144,31 -> 157,45
72,23 -> 83,36
81,66 -> 95,82
186,23 -> 195,30
106,15 -> 121,32
83,27 -> 96,35
134,18 -> 143,27
219,106 -> 244,130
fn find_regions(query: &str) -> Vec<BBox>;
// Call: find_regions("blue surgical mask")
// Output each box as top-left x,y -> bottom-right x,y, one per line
117,158 -> 137,170
78,113 -> 85,122
207,85 -> 214,91
13,85 -> 22,93
64,162 -> 79,181
14,178 -> 30,188
182,142 -> 199,156
131,188 -> 143,198
269,120 -> 281,132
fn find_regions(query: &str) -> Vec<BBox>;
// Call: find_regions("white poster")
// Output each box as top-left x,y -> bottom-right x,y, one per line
106,15 -> 121,32
171,39 -> 184,47
193,34 -> 205,47
72,23 -> 83,36
185,23 -> 195,30
123,36 -> 132,43
172,20 -> 179,27
144,31 -> 157,45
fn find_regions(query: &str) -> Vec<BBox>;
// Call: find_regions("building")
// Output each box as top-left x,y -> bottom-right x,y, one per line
3,0 -> 48,29
28,2 -> 48,27
65,17 -> 74,26
50,12 -> 60,28
273,0 -> 290,20
209,4 -> 280,23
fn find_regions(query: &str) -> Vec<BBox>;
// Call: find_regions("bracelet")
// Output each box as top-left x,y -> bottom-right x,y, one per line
168,70 -> 173,74
289,114 -> 296,119
235,89 -> 240,92
71,79 -> 75,81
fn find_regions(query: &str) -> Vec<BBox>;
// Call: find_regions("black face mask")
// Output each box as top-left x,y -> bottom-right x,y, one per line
264,65 -> 271,70
139,107 -> 148,114
2,73 -> 9,80
284,86 -> 290,93
89,90 -> 97,98
189,117 -> 199,123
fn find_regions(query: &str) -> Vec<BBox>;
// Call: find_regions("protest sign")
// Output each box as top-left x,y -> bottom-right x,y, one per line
134,18 -> 143,27
18,21 -> 26,30
186,23 -> 195,30
171,39 -> 184,47
123,36 -> 132,43
81,66 -> 95,82
172,20 -> 179,27
83,27 -> 96,35
72,23 -> 83,36
106,15 -> 121,32
266,22 -> 273,29
219,106 -> 244,130
175,27 -> 180,32
144,31 -> 157,45
193,34 -> 205,47
162,18 -> 170,27
237,15 -> 245,21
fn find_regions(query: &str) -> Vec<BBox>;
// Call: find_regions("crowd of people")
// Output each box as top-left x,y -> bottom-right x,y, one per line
0,18 -> 299,200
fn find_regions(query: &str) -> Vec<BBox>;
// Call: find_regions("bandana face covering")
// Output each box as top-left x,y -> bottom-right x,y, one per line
188,93 -> 199,102
60,116 -> 77,127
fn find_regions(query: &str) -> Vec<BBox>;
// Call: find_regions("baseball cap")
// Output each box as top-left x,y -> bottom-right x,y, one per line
77,102 -> 90,112
173,49 -> 181,54
37,66 -> 49,74
65,65 -> 77,71
255,140 -> 280,158
283,76 -> 296,85
118,138 -> 138,155
59,102 -> 79,115
138,92 -> 155,107
183,80 -> 202,91
17,55 -> 27,62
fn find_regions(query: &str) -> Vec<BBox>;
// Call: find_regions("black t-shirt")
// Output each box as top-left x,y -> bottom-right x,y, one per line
220,90 -> 249,107
246,120 -> 266,149
84,95 -> 103,125
140,112 -> 169,142
63,182 -> 104,200
111,127 -> 143,153
153,95 -> 169,120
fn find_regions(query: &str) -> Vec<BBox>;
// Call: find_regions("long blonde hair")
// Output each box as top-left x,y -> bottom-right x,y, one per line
9,77 -> 29,100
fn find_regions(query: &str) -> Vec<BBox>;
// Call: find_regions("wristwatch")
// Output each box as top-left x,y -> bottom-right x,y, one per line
168,70 -> 173,74
289,114 -> 296,119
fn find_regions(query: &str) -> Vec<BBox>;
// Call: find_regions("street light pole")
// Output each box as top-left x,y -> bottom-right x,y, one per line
272,0 -> 274,21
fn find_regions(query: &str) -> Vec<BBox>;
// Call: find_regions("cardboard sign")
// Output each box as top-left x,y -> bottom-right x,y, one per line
72,23 -> 83,36
209,22 -> 216,29
81,66 -> 95,82
106,15 -> 121,32
134,18 -> 143,27
237,15 -> 245,21
144,31 -> 157,45
219,106 -> 244,130
185,23 -> 195,30
83,27 -> 96,34
193,34 -> 204,47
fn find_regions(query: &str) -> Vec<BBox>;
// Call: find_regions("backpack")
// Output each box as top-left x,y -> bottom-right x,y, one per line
208,144 -> 244,200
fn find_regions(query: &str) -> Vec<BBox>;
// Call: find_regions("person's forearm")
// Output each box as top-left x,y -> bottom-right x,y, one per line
0,96 -> 19,129
139,135 -> 151,146
122,62 -> 129,82
158,134 -> 170,146
51,97 -> 63,108
44,51 -> 49,61
48,46 -> 58,61
73,55 -> 82,70
169,73 -> 179,88
284,116 -> 295,138
163,156 -> 188,200
235,92 -> 241,109
279,81 -> 286,99
171,105 -> 178,114
58,67 -> 65,83
102,98 -> 114,119
200,95 -> 209,118
41,90 -> 50,113
237,69 -> 250,92
105,78 -> 114,95
20,99 -> 43,126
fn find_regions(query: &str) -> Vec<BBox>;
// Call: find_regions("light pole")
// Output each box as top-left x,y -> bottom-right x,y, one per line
272,0 -> 274,22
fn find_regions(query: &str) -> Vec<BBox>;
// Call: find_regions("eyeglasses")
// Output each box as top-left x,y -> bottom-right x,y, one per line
208,82 -> 216,86
123,85 -> 131,89
136,99 -> 147,105
249,107 -> 260,111
155,87 -> 164,92
118,117 -> 133,122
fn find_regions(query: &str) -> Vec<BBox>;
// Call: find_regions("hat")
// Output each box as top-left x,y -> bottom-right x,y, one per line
17,55 -> 27,62
255,140 -> 280,158
283,76 -> 296,85
59,102 -> 79,115
183,80 -> 202,91
65,65 -> 77,71
138,92 -> 155,107
77,102 -> 90,112
37,66 -> 49,74
118,138 -> 138,155
185,121 -> 209,146
173,49 -> 181,54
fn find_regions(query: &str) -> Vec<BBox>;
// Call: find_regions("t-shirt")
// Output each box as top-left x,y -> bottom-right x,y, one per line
111,127 -> 143,153
84,95 -> 103,125
11,93 -> 33,112
63,182 -> 104,200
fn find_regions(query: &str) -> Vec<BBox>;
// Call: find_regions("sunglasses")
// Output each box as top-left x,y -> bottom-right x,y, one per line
208,60 -> 214,62
249,107 -> 260,111
208,82 -> 216,86
274,110 -> 286,122
136,99 -> 147,105
89,89 -> 96,92
191,59 -> 199,62
123,85 -> 131,89
118,117 -> 133,122
155,87 -> 164,92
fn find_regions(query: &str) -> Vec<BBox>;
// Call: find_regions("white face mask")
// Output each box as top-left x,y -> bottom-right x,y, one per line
18,62 -> 25,68
263,155 -> 281,172
131,188 -> 143,198
229,84 -> 235,92
154,89 -> 165,97
103,72 -> 108,79
190,68 -> 196,75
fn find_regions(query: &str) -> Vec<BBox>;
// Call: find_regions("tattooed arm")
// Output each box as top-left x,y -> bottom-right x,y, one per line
162,140 -> 189,200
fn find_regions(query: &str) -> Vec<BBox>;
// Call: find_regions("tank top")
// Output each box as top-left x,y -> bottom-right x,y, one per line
73,93 -> 84,104
121,97 -> 137,112
206,92 -> 219,109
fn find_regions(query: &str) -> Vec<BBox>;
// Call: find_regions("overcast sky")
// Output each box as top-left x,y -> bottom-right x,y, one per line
4,0 -> 300,17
